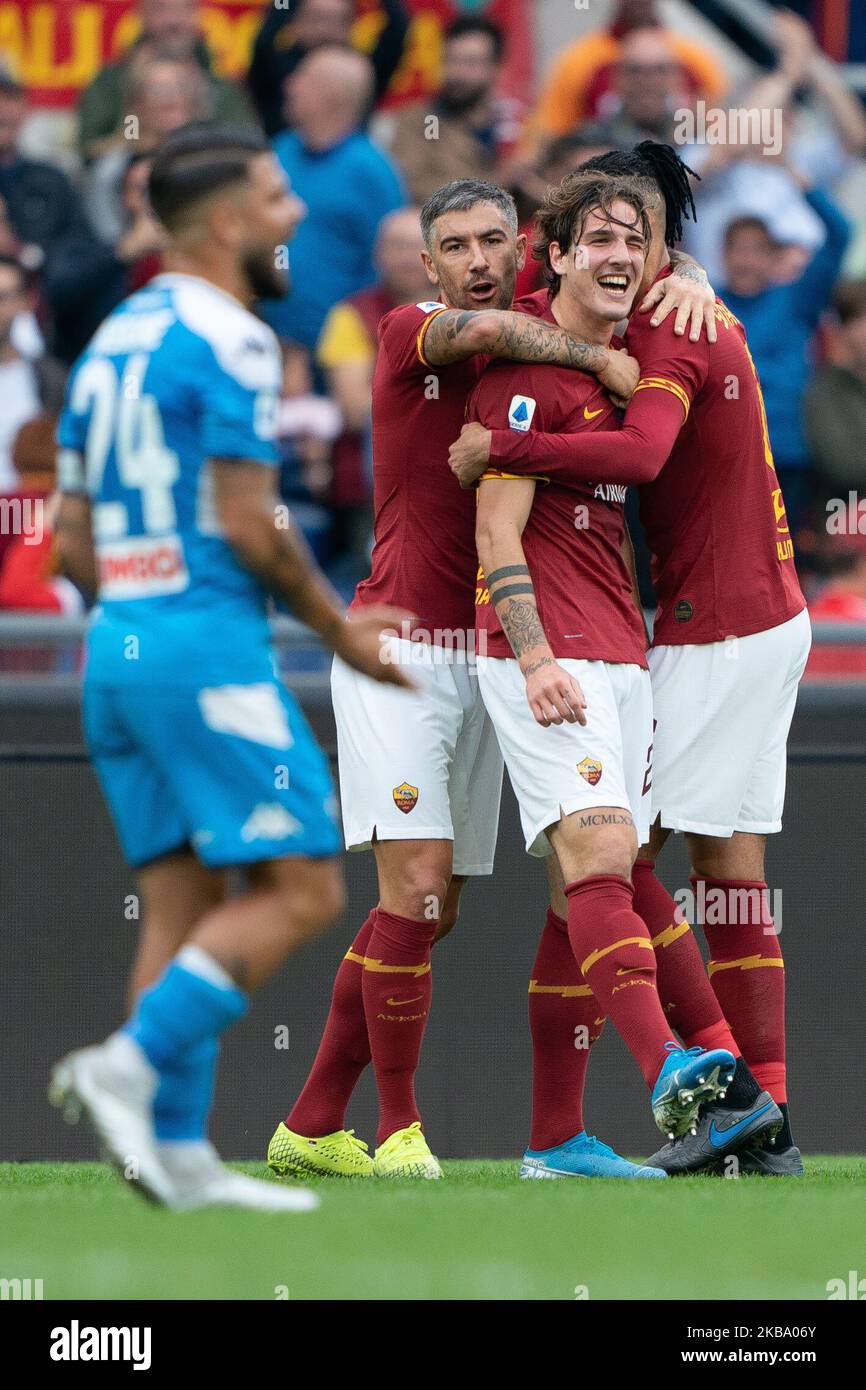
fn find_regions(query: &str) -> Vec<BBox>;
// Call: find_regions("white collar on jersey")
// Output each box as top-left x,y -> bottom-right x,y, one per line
150,271 -> 252,315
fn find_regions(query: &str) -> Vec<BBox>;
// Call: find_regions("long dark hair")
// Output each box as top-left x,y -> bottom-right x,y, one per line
579,140 -> 699,247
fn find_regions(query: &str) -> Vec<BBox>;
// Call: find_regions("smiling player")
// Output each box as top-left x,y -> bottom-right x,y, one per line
471,171 -> 737,1156
267,177 -> 718,1182
451,144 -> 806,1175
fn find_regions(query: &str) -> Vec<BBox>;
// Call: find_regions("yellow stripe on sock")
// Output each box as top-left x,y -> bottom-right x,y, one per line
344,950 -> 431,977
707,955 -> 784,978
528,980 -> 593,997
651,920 -> 692,950
581,936 -> 654,975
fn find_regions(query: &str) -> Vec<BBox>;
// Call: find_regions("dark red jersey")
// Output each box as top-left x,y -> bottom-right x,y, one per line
490,276 -> 806,645
626,274 -> 805,643
350,300 -> 482,639
468,310 -> 647,667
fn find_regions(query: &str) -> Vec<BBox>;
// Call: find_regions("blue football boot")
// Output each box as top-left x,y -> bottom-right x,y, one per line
520,1131 -> 667,1179
651,1042 -> 736,1138
644,1091 -> 783,1174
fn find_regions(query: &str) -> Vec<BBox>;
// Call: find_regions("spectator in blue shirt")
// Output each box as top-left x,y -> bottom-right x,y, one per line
719,180 -> 850,534
262,46 -> 405,352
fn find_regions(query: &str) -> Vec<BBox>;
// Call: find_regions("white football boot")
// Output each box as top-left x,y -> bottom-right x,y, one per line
157,1140 -> 320,1212
49,1032 -> 175,1206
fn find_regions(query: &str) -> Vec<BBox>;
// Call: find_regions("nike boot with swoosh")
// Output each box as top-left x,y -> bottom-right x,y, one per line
650,1042 -> 736,1138
643,1091 -> 783,1175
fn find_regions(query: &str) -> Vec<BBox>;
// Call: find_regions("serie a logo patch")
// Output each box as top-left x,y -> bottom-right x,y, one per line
507,394 -> 537,432
577,757 -> 603,786
392,781 -> 419,814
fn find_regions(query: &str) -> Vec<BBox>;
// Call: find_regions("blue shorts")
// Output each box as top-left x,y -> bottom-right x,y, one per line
84,676 -> 341,869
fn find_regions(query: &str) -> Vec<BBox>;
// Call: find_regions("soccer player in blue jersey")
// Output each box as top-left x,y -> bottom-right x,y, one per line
49,124 -> 411,1211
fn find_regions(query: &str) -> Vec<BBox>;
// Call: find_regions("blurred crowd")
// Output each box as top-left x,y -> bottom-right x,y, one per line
1,0 -> 866,679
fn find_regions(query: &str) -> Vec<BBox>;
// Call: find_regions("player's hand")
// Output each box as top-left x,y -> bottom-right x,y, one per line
638,275 -> 718,344
597,347 -> 639,409
448,422 -> 492,488
523,657 -> 587,728
335,607 -> 418,690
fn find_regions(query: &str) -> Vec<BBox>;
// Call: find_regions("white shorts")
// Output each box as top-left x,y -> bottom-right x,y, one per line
331,637 -> 503,875
649,608 -> 811,837
476,656 -> 653,856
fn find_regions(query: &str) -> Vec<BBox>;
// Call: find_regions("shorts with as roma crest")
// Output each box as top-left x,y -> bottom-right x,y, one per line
476,655 -> 653,856
330,636 -> 503,875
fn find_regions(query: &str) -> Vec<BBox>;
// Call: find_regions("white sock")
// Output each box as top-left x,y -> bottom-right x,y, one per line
176,944 -> 238,993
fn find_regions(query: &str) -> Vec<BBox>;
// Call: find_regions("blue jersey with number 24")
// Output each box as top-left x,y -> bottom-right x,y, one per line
58,272 -> 283,687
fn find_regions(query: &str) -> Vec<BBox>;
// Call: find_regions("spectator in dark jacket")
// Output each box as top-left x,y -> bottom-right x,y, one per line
248,0 -> 408,137
61,154 -> 167,337
0,74 -> 114,363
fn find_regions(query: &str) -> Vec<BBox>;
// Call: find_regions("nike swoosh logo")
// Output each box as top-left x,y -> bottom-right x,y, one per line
583,405 -> 604,420
709,1101 -> 776,1148
386,995 -> 423,1007
615,967 -> 643,976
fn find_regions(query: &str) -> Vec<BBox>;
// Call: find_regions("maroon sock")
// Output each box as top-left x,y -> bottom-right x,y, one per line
632,859 -> 739,1055
695,876 -> 787,1103
566,874 -> 675,1089
286,912 -> 375,1136
528,907 -> 605,1151
361,907 -> 437,1145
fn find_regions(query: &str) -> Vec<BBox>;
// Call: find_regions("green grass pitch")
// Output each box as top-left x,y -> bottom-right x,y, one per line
2,1158 -> 864,1301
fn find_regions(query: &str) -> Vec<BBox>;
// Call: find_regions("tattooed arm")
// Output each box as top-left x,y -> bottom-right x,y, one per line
476,475 -> 587,728
636,252 -> 718,343
421,307 -> 639,403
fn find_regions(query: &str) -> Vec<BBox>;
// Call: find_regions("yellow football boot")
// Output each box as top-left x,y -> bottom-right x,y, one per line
267,1122 -> 374,1178
373,1122 -> 443,1179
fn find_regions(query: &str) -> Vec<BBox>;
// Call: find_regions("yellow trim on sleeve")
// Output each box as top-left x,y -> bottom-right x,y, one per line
480,469 -> 549,484
416,306 -> 449,367
633,376 -> 690,421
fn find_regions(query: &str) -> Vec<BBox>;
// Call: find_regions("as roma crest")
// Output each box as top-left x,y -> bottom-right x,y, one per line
577,757 -> 602,786
393,781 -> 419,814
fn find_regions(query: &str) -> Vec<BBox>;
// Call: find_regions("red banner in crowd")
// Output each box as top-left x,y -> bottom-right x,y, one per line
0,0 -> 532,109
